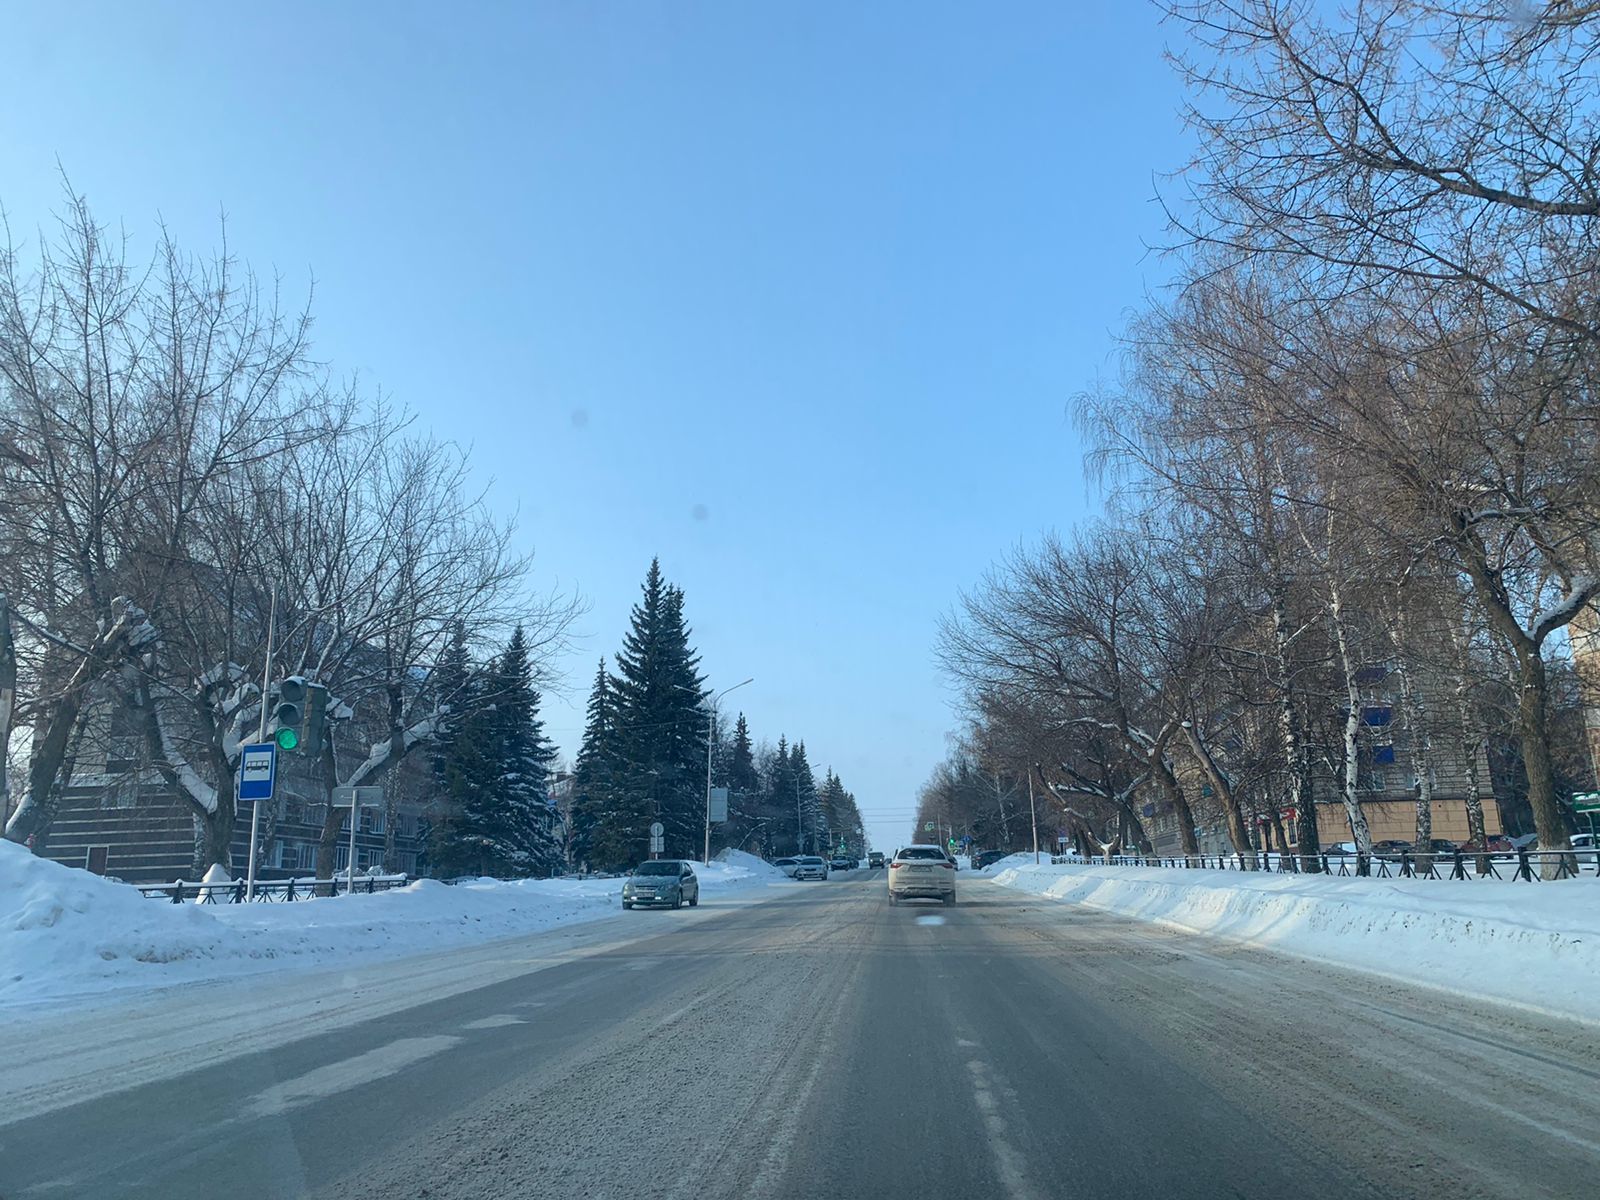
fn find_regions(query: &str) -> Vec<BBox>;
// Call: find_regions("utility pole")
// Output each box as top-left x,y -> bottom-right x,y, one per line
1029,766 -> 1039,864
796,775 -> 804,855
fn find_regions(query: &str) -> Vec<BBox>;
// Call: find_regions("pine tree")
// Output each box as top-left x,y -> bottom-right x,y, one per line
571,658 -> 629,870
424,621 -> 474,874
764,736 -> 798,855
729,714 -> 758,796
607,559 -> 708,863
483,625 -> 559,876
429,657 -> 496,877
792,740 -> 822,855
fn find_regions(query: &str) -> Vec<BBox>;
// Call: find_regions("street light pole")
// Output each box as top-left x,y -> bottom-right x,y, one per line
704,678 -> 753,866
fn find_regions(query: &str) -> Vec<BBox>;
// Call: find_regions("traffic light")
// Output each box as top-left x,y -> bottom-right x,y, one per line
273,677 -> 305,751
301,683 -> 328,757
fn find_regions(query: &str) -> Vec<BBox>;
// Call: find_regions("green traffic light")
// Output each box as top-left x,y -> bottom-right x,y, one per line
275,727 -> 300,751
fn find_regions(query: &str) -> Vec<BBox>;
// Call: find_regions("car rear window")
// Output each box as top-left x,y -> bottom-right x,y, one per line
635,861 -> 681,876
898,847 -> 946,860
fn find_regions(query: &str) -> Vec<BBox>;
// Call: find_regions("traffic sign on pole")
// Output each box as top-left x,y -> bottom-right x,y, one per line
1573,791 -> 1600,813
239,743 -> 277,804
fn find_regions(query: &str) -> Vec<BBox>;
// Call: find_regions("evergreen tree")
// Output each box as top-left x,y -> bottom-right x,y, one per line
764,736 -> 799,855
819,769 -> 849,856
608,559 -> 708,863
792,740 -> 822,854
728,714 -> 759,796
424,621 -> 474,874
428,657 -> 495,877
483,625 -> 559,876
571,658 -> 629,870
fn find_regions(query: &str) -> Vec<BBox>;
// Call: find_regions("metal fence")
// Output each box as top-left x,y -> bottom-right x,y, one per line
1049,849 -> 1600,882
138,873 -> 410,903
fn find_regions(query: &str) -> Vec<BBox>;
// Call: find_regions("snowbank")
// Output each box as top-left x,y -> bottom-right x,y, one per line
0,843 -> 790,1011
988,860 -> 1600,1023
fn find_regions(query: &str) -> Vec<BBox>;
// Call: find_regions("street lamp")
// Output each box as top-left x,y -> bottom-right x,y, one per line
704,678 -> 754,865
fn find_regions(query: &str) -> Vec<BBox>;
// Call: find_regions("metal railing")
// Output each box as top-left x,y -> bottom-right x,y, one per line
138,873 -> 410,903
1049,849 -> 1600,881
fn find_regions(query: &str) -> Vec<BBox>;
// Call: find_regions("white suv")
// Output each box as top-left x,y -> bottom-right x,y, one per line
888,845 -> 955,905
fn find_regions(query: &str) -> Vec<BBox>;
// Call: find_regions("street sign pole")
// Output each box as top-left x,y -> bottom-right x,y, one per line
245,583 -> 278,901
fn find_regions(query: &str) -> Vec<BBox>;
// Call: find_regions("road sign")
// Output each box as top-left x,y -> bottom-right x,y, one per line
332,785 -> 383,808
708,788 -> 728,824
1573,792 -> 1600,812
924,822 -> 935,832
650,821 -> 665,838
239,743 -> 276,803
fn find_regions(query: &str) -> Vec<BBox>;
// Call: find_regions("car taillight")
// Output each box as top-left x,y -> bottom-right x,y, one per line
940,861 -> 955,869
888,861 -> 903,869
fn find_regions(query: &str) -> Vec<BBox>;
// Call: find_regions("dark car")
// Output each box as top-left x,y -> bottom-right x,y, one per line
828,857 -> 853,871
867,851 -> 885,869
972,849 -> 1011,871
1371,839 -> 1414,858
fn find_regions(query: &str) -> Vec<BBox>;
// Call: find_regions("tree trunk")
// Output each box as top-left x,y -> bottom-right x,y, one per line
1329,580 -> 1374,855
1394,650 -> 1434,870
1512,645 -> 1571,878
1265,804 -> 1290,861
1150,756 -> 1200,856
1181,725 -> 1253,860
1271,586 -> 1319,870
0,594 -> 16,835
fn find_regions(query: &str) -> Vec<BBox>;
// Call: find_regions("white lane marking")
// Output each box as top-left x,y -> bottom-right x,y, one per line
244,1036 -> 462,1117
462,1014 -> 525,1030
916,915 -> 946,926
957,1037 -> 980,1048
965,1058 -> 1041,1200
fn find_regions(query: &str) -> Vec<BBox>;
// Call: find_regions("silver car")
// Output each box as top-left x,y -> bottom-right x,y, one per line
622,860 -> 700,909
792,855 -> 829,881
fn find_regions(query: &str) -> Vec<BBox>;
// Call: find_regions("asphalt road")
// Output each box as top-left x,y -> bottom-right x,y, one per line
4,870 -> 1599,1200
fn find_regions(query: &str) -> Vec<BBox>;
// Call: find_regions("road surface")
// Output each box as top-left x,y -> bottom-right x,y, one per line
3,870 -> 1598,1199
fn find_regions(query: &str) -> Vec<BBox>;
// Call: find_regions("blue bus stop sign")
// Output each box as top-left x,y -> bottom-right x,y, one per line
239,743 -> 277,804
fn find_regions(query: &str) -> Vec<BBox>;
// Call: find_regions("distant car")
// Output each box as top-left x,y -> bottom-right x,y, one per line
867,851 -> 885,869
793,856 -> 829,881
972,849 -> 1010,871
622,860 -> 699,909
888,844 -> 955,906
828,856 -> 852,871
1459,835 -> 1516,855
1424,839 -> 1459,855
772,856 -> 801,878
1371,839 -> 1414,858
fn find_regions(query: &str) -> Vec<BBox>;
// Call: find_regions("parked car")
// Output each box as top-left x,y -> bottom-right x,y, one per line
867,851 -> 886,869
1459,835 -> 1516,855
1371,839 -> 1414,858
888,844 -> 956,906
793,856 -> 829,881
622,860 -> 699,909
1424,838 -> 1459,855
971,849 -> 1011,871
772,856 -> 802,878
828,856 -> 853,871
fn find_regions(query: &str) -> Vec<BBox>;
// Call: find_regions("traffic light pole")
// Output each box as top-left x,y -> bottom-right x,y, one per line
245,583 -> 277,902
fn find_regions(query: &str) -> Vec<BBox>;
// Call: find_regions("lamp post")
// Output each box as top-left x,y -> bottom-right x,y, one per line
704,678 -> 754,865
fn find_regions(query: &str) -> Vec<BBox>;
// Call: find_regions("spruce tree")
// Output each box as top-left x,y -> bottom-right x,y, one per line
484,625 -> 559,876
792,741 -> 822,854
764,737 -> 798,854
571,658 -> 628,870
608,559 -> 708,862
424,621 -> 473,874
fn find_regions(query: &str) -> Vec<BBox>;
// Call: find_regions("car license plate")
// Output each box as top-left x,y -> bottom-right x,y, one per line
912,865 -> 930,872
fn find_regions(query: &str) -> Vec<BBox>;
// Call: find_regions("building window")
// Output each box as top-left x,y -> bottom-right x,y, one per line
1372,745 -> 1396,765
85,845 -> 110,875
1361,705 -> 1393,728
278,842 -> 300,871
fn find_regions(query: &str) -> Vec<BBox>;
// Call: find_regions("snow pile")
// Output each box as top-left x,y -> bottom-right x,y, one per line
0,842 -> 791,1011
989,860 -> 1600,1022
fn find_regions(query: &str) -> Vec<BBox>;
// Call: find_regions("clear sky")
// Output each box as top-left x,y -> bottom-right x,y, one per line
3,1 -> 1189,852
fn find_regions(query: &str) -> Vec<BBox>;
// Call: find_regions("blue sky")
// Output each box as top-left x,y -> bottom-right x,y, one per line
3,1 -> 1189,851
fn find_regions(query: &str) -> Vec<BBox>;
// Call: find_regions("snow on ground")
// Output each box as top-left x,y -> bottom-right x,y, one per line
0,843 -> 789,1012
986,857 -> 1600,1023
